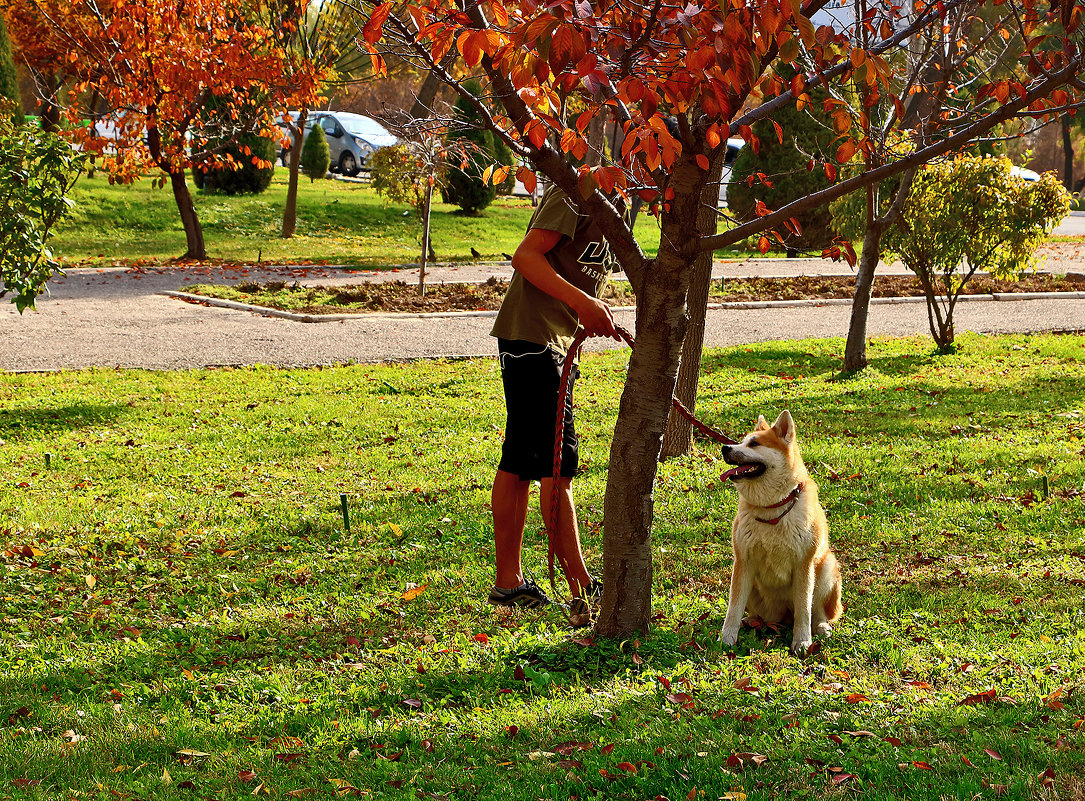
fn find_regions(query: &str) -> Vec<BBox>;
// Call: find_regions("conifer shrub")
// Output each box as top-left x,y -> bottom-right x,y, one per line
301,123 -> 330,182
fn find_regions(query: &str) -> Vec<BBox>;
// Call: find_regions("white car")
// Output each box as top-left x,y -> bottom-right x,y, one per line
719,138 -> 746,206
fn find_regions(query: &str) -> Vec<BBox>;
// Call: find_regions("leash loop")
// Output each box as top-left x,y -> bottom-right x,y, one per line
546,326 -> 739,596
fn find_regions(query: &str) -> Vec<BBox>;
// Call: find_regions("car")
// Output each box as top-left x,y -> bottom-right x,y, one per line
278,110 -> 397,177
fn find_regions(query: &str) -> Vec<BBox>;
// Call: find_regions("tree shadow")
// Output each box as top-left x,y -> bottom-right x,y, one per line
0,403 -> 126,439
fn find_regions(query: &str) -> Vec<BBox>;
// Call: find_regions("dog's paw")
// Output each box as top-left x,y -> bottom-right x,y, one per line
720,627 -> 739,647
790,636 -> 813,657
814,622 -> 833,637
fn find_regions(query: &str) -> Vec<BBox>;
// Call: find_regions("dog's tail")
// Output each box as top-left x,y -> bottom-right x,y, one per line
823,576 -> 843,622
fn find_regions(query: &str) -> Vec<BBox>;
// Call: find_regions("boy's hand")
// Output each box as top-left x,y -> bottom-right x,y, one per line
574,295 -> 621,340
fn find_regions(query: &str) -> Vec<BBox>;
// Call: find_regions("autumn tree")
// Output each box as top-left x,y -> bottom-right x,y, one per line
37,0 -> 299,259
3,1 -> 92,130
358,0 -> 1085,636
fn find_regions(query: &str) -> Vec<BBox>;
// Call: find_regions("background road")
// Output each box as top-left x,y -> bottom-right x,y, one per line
3,244 -> 1084,371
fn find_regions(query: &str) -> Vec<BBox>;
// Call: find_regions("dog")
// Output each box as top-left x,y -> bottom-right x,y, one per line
718,410 -> 842,655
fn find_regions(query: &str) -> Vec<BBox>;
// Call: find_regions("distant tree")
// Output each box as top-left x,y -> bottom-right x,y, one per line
301,123 -> 330,182
441,80 -> 497,214
38,0 -> 296,259
727,70 -> 833,253
1,0 -> 76,131
0,114 -> 84,311
0,14 -> 23,123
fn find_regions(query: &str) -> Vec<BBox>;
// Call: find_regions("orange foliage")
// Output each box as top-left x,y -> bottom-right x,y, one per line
34,0 -> 320,183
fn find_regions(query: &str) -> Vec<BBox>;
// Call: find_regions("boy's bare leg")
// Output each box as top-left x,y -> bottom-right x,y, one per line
540,477 -> 592,596
492,469 -> 530,589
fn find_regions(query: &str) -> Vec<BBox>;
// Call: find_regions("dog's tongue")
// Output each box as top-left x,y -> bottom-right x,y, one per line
721,464 -> 756,481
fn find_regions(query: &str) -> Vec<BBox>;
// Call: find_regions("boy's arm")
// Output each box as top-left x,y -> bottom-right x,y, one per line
512,228 -> 620,340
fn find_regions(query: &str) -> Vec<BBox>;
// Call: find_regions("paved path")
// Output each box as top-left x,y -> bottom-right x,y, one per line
3,243 -> 1085,371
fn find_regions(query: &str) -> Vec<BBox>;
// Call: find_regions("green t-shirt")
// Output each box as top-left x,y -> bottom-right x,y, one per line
490,186 -> 614,354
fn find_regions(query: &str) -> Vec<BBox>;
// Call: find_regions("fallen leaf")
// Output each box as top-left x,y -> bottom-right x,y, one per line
958,689 -> 997,706
400,584 -> 427,601
984,749 -> 1002,761
844,730 -> 875,738
601,743 -> 615,755
687,789 -> 698,801
845,693 -> 870,703
238,770 -> 258,784
831,773 -> 858,785
402,698 -> 422,709
617,762 -> 637,774
913,761 -> 933,770
473,633 -> 489,645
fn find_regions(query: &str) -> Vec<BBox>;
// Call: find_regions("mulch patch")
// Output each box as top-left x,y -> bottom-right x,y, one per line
210,272 -> 1085,315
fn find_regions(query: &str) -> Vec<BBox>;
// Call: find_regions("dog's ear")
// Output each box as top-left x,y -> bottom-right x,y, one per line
771,410 -> 795,443
755,415 -> 770,431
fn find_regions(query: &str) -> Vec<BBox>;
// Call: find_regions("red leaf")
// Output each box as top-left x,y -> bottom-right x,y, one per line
757,236 -> 770,254
961,756 -> 975,767
913,761 -> 933,770
831,773 -> 858,785
984,749 -> 1002,761
600,743 -> 615,755
824,163 -> 837,182
665,693 -> 694,705
827,734 -> 843,745
617,762 -> 637,774
958,689 -> 997,706
473,633 -> 489,645
238,771 -> 258,783
696,154 -> 710,171
845,693 -> 870,703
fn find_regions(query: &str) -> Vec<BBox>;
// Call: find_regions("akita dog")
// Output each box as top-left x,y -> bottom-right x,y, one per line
718,410 -> 842,655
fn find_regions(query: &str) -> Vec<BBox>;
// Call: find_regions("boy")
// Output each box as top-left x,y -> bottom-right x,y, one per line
487,184 -> 621,627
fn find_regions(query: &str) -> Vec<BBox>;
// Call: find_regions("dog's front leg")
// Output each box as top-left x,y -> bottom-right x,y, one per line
790,560 -> 816,656
720,555 -> 753,646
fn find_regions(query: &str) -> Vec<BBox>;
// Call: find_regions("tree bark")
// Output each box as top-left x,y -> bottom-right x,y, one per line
418,180 -> 434,296
281,107 -> 309,239
1062,114 -> 1074,192
843,183 -> 884,373
843,223 -> 882,372
595,157 -> 704,637
170,169 -> 206,260
660,152 -> 727,460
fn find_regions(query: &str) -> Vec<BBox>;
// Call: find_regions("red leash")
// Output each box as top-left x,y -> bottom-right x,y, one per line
546,325 -> 739,597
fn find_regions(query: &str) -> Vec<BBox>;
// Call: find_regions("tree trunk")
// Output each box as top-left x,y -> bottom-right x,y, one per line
843,186 -> 884,372
1062,114 -> 1074,192
281,108 -> 309,239
660,151 -> 727,459
418,180 -> 434,296
595,158 -> 704,637
170,169 -> 206,260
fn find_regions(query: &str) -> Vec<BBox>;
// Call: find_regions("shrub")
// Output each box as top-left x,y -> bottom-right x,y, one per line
194,133 -> 276,195
727,72 -> 834,252
0,114 -> 85,311
370,143 -> 428,209
301,124 -> 330,182
833,156 -> 1070,352
441,79 -> 497,214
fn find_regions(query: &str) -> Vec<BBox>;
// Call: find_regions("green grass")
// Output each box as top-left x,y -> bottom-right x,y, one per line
2,333 -> 1085,800
52,174 -> 672,267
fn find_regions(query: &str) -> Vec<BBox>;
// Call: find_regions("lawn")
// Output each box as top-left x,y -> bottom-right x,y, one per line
51,174 -> 674,267
2,333 -> 1084,800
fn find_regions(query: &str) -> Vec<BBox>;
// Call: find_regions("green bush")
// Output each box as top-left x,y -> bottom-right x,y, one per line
0,115 -> 85,311
441,80 -> 497,214
727,73 -> 834,252
832,156 -> 1070,351
194,133 -> 276,195
370,143 -> 427,209
301,124 -> 330,182
0,15 -> 24,124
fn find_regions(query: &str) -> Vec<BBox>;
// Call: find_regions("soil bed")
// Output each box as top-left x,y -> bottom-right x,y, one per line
189,272 -> 1085,315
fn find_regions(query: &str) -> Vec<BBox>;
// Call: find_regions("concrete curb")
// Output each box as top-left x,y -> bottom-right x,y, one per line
163,289 -> 1085,323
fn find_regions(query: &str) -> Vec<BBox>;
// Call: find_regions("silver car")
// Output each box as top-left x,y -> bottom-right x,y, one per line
278,111 -> 397,177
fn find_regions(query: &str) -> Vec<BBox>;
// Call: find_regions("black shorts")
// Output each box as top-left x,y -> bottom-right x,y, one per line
497,338 -> 579,481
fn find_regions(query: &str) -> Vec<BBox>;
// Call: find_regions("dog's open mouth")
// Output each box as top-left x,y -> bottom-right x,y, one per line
720,462 -> 766,481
